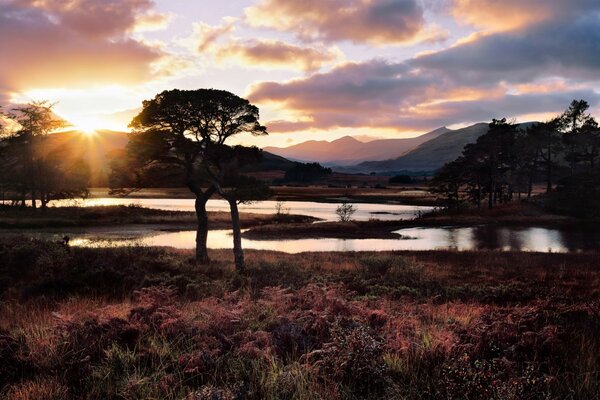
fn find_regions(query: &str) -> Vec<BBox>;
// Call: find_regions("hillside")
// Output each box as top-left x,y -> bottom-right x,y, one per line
263,127 -> 450,166
357,123 -> 489,172
45,130 -> 295,186
355,122 -> 538,173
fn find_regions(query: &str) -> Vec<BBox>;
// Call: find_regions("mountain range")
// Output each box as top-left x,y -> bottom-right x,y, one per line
267,122 -> 536,173
263,127 -> 450,166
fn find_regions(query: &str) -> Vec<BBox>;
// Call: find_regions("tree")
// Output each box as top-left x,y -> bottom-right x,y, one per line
389,175 -> 412,184
560,100 -> 597,174
0,101 -> 89,209
113,89 -> 267,265
335,202 -> 357,222
430,158 -> 466,210
284,162 -> 332,182
527,120 -> 563,193
202,144 -> 271,271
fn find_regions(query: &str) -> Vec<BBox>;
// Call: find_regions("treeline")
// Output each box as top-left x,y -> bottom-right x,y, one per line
283,162 -> 332,182
0,102 -> 90,208
431,100 -> 600,216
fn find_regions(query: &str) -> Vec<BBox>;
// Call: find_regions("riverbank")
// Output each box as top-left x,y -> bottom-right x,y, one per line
0,205 -> 317,229
0,240 -> 598,399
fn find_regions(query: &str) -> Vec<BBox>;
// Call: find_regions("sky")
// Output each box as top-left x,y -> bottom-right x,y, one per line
1,0 -> 600,147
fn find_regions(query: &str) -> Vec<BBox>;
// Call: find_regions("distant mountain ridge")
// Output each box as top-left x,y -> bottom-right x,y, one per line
263,127 -> 450,166
355,122 -> 537,173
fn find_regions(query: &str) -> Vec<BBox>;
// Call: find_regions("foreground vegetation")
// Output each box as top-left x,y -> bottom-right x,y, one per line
0,239 -> 598,399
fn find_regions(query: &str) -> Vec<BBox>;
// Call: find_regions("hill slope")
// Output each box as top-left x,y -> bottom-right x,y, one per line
263,127 -> 450,166
45,130 -> 295,186
357,122 -> 537,173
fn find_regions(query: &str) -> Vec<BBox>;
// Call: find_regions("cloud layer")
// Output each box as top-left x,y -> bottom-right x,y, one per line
249,0 -> 600,132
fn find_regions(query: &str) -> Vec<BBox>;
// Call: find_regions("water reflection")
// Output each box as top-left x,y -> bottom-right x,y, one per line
15,225 -> 600,253
51,198 -> 433,222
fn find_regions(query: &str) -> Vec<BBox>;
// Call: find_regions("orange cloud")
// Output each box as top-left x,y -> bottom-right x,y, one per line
216,40 -> 339,73
451,0 -> 596,31
0,0 -> 164,98
244,0 -> 443,45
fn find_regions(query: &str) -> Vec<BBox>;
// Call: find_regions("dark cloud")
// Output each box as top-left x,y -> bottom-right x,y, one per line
413,15 -> 600,85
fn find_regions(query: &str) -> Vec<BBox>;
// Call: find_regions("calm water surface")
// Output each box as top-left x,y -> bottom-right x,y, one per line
6,198 -> 597,253
51,198 -> 433,222
9,225 -> 600,253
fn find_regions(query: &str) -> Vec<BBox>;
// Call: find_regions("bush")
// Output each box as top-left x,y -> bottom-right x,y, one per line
335,202 -> 357,222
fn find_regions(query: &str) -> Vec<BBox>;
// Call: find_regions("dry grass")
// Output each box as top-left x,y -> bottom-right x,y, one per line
0,240 -> 599,399
0,205 -> 317,229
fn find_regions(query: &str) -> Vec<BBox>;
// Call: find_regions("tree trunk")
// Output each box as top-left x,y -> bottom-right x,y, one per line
31,190 -> 37,209
228,198 -> 245,272
41,192 -> 48,210
546,161 -> 552,194
194,195 -> 210,264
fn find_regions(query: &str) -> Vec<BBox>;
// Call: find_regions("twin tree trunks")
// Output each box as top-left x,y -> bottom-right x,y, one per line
194,194 -> 244,271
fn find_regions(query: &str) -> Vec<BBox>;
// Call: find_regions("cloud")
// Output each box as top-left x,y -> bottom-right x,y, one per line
451,0 -> 599,31
15,0 -> 162,38
195,19 -> 236,52
0,0 -> 165,101
248,0 -> 600,133
192,19 -> 339,73
215,40 -> 339,73
413,15 -> 600,85
249,51 -> 600,132
244,0 -> 445,45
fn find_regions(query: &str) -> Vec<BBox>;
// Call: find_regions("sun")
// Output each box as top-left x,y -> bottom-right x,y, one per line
67,115 -> 103,135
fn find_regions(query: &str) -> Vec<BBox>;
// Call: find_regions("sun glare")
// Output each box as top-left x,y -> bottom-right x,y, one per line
66,115 -> 104,135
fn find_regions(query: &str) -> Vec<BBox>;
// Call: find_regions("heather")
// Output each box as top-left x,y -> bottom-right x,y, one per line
0,239 -> 599,399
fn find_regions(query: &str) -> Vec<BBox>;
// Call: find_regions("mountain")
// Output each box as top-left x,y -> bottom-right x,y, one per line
262,127 -> 450,166
356,122 -> 537,173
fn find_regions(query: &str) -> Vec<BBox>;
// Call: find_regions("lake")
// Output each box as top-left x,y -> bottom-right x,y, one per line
51,198 -> 434,222
5,198 -> 597,253
7,225 -> 600,254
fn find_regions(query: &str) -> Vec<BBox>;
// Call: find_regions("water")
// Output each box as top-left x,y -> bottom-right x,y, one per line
51,198 -> 434,222
9,225 -> 600,253
8,198 -> 599,253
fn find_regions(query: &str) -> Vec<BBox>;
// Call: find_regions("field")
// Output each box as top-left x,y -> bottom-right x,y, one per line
1,239 -> 598,399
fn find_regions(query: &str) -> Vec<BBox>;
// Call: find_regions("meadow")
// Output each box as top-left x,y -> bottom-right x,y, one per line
1,238 -> 598,399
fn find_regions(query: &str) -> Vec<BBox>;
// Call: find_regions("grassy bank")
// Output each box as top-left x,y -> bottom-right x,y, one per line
0,239 -> 598,399
0,205 -> 317,229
